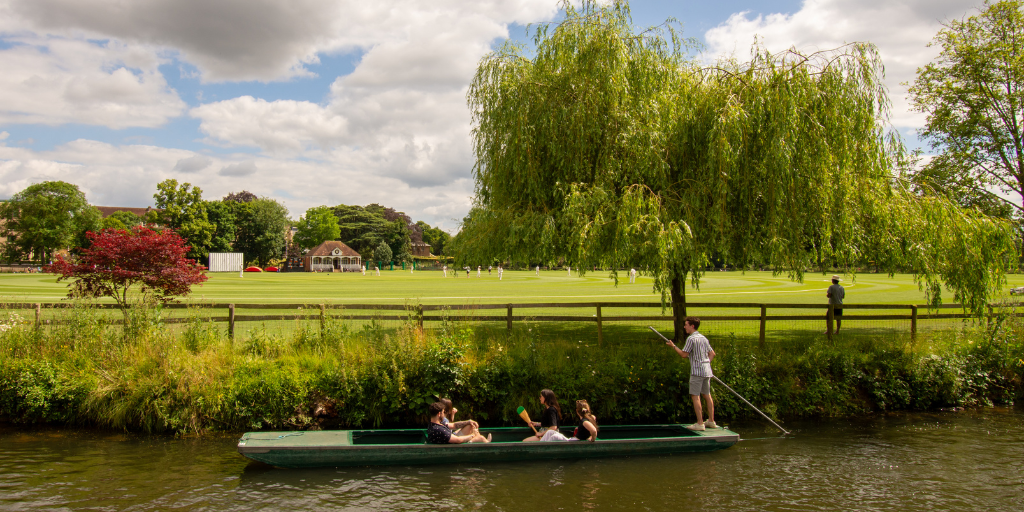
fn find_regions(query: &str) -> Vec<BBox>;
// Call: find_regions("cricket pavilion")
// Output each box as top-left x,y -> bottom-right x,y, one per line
303,241 -> 362,272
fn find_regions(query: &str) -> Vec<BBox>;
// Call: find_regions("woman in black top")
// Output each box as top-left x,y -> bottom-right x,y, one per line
571,400 -> 598,442
523,389 -> 566,442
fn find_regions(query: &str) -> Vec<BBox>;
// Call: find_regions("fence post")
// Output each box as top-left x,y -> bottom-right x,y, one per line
319,304 -> 326,337
827,304 -> 834,341
596,304 -> 603,347
417,304 -> 424,331
35,303 -> 41,330
910,305 -> 917,340
506,304 -> 513,332
228,304 -> 235,340
759,304 -> 766,348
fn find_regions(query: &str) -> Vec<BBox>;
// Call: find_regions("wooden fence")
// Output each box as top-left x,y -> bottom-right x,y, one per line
5,301 -> 1020,345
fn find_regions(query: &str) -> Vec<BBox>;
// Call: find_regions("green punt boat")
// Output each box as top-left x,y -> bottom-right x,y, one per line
237,424 -> 739,468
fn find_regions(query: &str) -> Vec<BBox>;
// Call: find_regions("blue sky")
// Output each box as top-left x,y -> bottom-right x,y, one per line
0,1 -> 981,229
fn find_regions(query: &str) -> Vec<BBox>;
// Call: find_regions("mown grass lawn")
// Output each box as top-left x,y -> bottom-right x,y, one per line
2,269 -> 1023,305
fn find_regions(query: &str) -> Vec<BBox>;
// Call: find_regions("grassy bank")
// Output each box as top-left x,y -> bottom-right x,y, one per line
1,302 -> 1022,434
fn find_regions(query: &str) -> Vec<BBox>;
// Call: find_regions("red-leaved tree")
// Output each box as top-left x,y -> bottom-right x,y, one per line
47,226 -> 208,317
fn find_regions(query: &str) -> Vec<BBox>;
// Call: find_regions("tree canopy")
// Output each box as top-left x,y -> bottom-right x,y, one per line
333,203 -> 412,260
204,200 -> 237,254
0,181 -> 101,263
373,240 -> 393,265
909,0 -> 1024,222
295,205 -> 341,249
234,198 -> 289,266
453,0 -> 1017,338
153,179 -> 215,260
418,220 -> 451,256
47,226 -> 207,317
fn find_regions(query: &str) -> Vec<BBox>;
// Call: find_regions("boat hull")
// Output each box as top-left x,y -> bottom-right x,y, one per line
237,425 -> 738,468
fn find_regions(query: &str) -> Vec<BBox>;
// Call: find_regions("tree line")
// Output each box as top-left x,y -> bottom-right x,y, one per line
1,179 -> 450,267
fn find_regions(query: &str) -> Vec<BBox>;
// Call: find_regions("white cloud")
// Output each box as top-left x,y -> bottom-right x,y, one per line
191,97 -> 348,152
219,160 -> 257,177
189,0 -> 555,188
0,35 -> 186,128
0,141 -> 474,227
704,0 -> 980,129
173,154 -> 212,173
4,0 -> 557,83
4,0 -> 344,82
0,0 -> 557,226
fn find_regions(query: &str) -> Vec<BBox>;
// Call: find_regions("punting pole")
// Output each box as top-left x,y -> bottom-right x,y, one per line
648,326 -> 791,436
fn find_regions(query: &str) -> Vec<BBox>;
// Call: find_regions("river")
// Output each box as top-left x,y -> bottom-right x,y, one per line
1,407 -> 1021,511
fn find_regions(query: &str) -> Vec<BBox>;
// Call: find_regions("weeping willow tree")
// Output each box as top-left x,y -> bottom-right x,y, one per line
452,1 -> 1017,341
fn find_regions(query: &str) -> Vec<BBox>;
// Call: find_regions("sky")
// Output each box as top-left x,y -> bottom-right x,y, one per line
0,0 -> 986,231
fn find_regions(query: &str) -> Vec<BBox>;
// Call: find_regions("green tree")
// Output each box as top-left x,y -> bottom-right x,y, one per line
453,0 -> 1017,340
294,205 -> 341,249
909,0 -> 1024,220
234,198 -> 289,266
418,221 -> 451,255
204,200 -> 237,253
101,217 -> 127,231
334,204 -> 389,256
153,179 -> 215,260
109,211 -> 143,228
373,240 -> 393,265
0,181 -> 101,263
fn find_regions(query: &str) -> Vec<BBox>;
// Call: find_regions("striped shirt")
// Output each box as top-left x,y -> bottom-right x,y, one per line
682,331 -> 713,377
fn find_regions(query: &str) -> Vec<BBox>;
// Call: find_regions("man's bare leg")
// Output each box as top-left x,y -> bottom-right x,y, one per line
690,394 -> 704,424
702,393 -> 715,424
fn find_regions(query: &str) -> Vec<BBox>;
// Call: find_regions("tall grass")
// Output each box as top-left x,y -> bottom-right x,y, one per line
0,301 -> 1021,434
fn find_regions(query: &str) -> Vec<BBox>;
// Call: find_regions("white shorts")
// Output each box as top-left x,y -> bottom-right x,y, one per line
540,429 -> 569,442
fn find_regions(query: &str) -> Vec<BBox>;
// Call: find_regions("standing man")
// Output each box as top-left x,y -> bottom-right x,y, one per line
665,316 -> 717,431
489,265 -> 492,275
629,268 -> 636,283
478,266 -> 481,277
536,265 -> 540,276
498,266 -> 503,280
443,265 -> 447,278
826,274 -> 845,334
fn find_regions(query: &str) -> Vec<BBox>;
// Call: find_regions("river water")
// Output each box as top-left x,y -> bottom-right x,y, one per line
1,408 -> 1021,511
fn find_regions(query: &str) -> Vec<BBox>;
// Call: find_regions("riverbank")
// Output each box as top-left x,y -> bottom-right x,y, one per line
1,303 -> 1021,434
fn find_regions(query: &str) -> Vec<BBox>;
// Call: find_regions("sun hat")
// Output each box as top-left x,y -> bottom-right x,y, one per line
831,275 -> 841,281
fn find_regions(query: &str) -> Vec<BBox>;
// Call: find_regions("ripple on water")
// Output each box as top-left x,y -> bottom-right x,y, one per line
0,408 -> 1022,511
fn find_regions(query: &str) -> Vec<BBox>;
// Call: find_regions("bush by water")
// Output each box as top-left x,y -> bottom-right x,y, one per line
1,302 -> 1021,434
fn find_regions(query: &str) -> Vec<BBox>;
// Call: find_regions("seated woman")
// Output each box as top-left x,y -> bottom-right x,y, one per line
439,398 -> 479,436
570,400 -> 599,442
427,402 -> 490,444
523,389 -> 566,442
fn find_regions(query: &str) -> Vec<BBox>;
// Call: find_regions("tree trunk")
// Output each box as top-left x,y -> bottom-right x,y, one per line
670,273 -> 687,343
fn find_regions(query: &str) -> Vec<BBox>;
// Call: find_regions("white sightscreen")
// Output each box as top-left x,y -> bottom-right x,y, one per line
208,253 -> 244,272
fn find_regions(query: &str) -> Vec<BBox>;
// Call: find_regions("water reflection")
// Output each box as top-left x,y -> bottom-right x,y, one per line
1,407 -> 1022,511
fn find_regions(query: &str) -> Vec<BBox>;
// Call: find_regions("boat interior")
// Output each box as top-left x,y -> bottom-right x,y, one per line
350,425 -> 703,445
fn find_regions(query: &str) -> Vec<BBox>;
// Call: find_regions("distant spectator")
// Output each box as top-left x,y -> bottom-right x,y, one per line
827,275 -> 845,333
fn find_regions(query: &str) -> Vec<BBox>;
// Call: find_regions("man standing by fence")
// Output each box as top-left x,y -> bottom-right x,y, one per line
665,316 -> 717,431
827,275 -> 845,334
